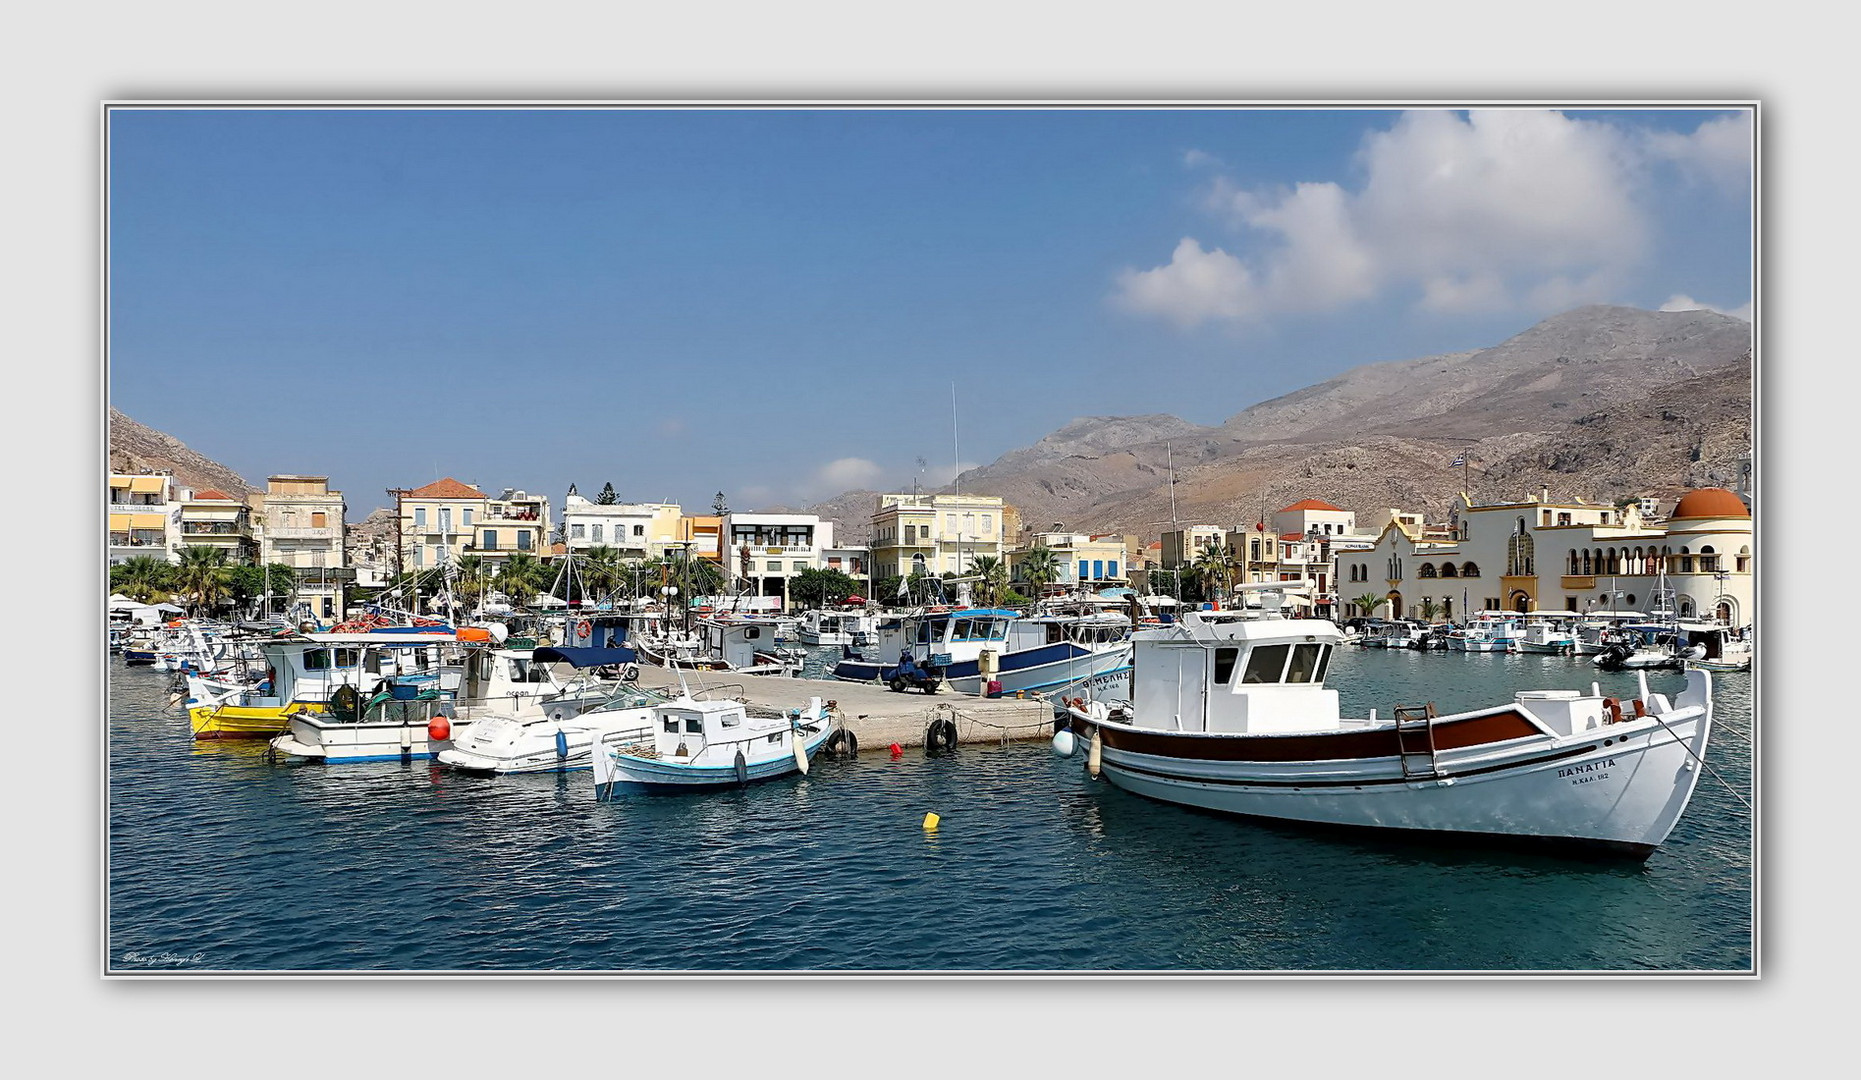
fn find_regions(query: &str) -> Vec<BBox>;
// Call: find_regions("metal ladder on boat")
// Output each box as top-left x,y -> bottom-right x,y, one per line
1394,703 -> 1442,781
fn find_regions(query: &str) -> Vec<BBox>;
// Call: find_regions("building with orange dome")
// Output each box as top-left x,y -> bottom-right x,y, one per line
1338,486 -> 1752,626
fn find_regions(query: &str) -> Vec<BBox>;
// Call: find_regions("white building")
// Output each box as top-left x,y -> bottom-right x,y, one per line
108,472 -> 180,565
560,491 -> 681,560
724,512 -> 834,609
1340,487 -> 1753,625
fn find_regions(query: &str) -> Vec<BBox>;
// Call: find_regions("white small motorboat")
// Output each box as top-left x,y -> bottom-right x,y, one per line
437,683 -> 675,774
592,694 -> 839,795
1055,583 -> 1714,859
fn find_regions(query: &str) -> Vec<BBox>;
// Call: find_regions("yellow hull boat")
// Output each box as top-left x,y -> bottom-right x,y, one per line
189,701 -> 325,740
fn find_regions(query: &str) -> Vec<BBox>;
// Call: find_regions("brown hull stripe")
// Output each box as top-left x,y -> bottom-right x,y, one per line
1091,710 -> 1540,763
1106,742 -> 1599,788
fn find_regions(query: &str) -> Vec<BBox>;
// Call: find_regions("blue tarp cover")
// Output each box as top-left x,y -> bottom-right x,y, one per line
533,646 -> 639,668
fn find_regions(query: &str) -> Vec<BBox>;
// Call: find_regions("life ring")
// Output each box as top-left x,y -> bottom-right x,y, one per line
574,619 -> 593,639
1602,697 -> 1623,725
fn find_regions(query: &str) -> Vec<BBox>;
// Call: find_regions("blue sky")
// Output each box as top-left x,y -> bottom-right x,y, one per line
107,105 -> 1752,519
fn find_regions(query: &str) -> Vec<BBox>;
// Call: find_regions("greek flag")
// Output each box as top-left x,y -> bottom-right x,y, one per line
1450,454 -> 1466,468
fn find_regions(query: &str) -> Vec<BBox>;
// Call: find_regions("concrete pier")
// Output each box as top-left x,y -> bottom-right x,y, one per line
632,663 -> 1061,750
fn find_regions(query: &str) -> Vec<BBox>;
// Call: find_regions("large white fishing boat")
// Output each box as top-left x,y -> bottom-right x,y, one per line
797,608 -> 872,646
831,607 -> 1131,697
437,680 -> 675,775
1512,611 -> 1581,654
1053,582 -> 1714,858
1447,611 -> 1523,652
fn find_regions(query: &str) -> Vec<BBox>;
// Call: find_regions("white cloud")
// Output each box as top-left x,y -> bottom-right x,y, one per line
1182,148 -> 1218,169
814,457 -> 884,491
1660,294 -> 1752,321
1646,112 -> 1752,195
1114,108 -> 1744,329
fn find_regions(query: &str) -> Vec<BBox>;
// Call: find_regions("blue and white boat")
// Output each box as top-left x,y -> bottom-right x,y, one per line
830,607 -> 1131,697
592,695 -> 838,796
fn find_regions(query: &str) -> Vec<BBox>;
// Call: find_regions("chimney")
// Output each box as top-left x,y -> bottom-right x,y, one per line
1541,486 -> 1549,503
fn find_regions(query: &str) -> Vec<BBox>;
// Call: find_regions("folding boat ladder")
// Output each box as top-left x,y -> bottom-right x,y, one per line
1394,703 -> 1442,781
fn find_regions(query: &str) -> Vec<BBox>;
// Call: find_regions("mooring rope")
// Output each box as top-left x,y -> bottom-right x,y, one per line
1645,708 -> 1751,812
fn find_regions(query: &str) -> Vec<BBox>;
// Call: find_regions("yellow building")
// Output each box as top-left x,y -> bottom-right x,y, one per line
177,488 -> 258,563
868,493 -> 1006,579
392,478 -> 552,573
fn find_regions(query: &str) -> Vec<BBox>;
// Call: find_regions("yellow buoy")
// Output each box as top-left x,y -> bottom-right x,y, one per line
922,812 -> 940,830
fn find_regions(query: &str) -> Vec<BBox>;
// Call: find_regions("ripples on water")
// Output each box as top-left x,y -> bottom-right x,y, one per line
107,646 -> 1753,973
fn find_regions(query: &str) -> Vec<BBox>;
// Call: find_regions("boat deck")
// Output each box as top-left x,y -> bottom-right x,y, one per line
630,663 -> 1058,749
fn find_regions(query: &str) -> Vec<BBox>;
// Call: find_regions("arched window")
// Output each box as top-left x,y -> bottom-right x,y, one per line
1582,550 -> 1592,575
1737,545 -> 1750,573
1568,551 -> 1580,574
1441,562 -> 1459,578
1419,563 -> 1437,578
1516,516 -> 1527,535
1461,562 -> 1480,578
1607,549 -> 1620,575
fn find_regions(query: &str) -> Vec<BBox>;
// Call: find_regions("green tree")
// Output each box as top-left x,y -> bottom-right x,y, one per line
1016,544 -> 1060,599
682,557 -> 725,600
496,551 -> 549,605
174,545 -> 232,616
790,566 -> 858,609
1192,543 -> 1232,599
579,545 -> 623,603
225,562 -> 297,614
968,554 -> 1008,606
596,482 -> 617,505
452,554 -> 491,612
1419,597 -> 1441,623
111,554 -> 175,604
1354,592 -> 1386,619
871,574 -> 905,608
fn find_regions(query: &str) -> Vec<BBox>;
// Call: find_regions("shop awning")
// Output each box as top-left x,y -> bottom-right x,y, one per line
129,477 -> 165,494
130,513 -> 167,529
109,514 -> 130,532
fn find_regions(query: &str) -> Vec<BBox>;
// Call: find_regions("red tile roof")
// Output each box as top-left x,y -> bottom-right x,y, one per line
1280,532 -> 1304,542
1279,498 -> 1343,512
191,489 -> 235,501
407,478 -> 485,499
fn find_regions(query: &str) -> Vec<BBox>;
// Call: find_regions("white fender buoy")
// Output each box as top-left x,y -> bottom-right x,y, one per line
1087,729 -> 1103,779
792,727 -> 809,775
1051,729 -> 1077,757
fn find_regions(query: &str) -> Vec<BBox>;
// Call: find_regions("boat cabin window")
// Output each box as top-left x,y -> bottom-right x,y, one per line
987,620 -> 1007,641
662,716 -> 679,733
1241,643 -> 1291,684
1212,647 -> 1240,685
952,618 -> 974,641
915,620 -> 935,645
720,712 -> 740,728
745,627 -> 760,639
684,717 -> 703,734
1047,624 -> 1063,644
1284,643 -> 1328,684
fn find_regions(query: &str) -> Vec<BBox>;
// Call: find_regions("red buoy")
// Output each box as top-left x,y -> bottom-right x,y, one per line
890,742 -> 903,758
428,716 -> 452,742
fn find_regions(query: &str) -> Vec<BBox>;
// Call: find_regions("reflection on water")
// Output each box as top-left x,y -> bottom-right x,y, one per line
107,645 -> 1753,973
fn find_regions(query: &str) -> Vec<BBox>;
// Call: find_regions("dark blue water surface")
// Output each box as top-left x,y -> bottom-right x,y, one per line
106,646 -> 1753,973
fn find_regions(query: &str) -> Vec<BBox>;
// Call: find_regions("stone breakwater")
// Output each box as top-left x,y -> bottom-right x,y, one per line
632,663 -> 1059,750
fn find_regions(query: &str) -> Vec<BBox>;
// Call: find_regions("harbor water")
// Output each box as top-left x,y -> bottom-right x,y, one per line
106,646 -> 1754,973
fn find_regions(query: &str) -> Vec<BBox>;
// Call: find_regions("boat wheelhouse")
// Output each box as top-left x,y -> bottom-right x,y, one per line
592,695 -> 839,794
1055,582 -> 1714,858
1513,611 -> 1582,654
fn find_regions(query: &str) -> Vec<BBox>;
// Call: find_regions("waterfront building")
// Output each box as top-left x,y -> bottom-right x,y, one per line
1009,531 -> 1129,594
257,475 -> 348,622
176,489 -> 259,564
1161,525 -> 1226,570
108,472 -> 179,565
724,512 -> 834,609
391,478 -> 552,575
1339,487 -> 1753,625
868,493 -> 1007,579
821,544 -> 871,592
561,491 -> 681,559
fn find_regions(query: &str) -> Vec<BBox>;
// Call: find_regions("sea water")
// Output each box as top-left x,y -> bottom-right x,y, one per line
105,646 -> 1753,973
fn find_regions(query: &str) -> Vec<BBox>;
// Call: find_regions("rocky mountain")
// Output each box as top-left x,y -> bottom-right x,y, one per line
809,305 -> 1753,543
108,408 -> 259,500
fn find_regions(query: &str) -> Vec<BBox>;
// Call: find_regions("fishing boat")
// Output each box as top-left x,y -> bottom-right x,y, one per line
1512,611 -> 1581,654
591,694 -> 839,795
831,607 -> 1131,697
797,608 -> 871,646
1591,625 -> 1683,671
1053,582 -> 1714,858
1676,621 -> 1753,673
266,639 -> 628,763
1447,611 -> 1522,652
184,629 -> 452,739
437,679 -> 675,775
1571,611 -> 1648,655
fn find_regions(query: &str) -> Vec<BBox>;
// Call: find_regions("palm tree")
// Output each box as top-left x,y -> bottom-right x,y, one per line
174,545 -> 231,616
1353,592 -> 1386,620
1017,544 -> 1060,600
968,554 -> 1007,605
1193,544 -> 1231,599
112,554 -> 174,604
452,554 -> 490,613
581,545 -> 622,602
496,552 -> 548,606
1419,597 -> 1440,623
